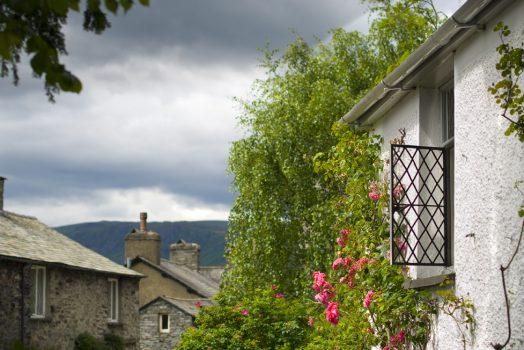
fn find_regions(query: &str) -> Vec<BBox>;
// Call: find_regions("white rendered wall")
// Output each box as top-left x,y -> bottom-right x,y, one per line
441,1 -> 524,349
370,2 -> 524,348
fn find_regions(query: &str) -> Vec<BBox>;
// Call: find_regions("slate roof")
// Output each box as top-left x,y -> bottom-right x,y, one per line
131,256 -> 219,298
140,296 -> 214,317
0,210 -> 142,277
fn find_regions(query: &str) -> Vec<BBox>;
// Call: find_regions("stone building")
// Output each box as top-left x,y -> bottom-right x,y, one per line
139,296 -> 213,350
124,212 -> 221,348
340,0 -> 524,348
0,178 -> 142,350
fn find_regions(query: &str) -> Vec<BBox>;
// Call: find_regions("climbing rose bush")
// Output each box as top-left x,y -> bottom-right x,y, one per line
304,124 -> 436,350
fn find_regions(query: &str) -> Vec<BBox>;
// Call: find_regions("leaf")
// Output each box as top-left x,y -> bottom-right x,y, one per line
0,32 -> 22,60
104,0 -> 118,13
138,0 -> 149,6
46,0 -> 70,15
119,0 -> 133,12
68,0 -> 80,11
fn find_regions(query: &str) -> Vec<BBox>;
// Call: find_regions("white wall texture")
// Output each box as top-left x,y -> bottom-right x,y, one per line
371,1 -> 524,348
449,1 -> 524,349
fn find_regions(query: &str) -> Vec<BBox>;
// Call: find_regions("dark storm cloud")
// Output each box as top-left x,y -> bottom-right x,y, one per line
65,0 -> 367,66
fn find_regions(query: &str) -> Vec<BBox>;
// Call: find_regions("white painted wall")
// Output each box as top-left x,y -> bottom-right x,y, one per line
370,1 -> 524,348
449,1 -> 524,349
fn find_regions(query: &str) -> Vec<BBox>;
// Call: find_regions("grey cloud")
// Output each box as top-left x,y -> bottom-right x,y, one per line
64,0 -> 367,66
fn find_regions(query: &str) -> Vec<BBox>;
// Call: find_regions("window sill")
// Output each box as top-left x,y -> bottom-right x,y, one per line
107,321 -> 123,327
403,272 -> 455,290
30,315 -> 51,322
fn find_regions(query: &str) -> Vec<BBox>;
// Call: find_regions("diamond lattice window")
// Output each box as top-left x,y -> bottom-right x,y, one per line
390,144 -> 450,266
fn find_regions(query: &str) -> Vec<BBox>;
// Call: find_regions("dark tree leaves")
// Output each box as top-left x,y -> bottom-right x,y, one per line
0,0 -> 148,102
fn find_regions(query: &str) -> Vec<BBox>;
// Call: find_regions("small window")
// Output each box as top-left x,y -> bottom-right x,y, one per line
32,266 -> 46,317
441,82 -> 454,143
159,314 -> 170,333
109,279 -> 119,322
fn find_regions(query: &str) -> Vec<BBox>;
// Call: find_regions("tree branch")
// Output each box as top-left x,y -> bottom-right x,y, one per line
490,220 -> 524,349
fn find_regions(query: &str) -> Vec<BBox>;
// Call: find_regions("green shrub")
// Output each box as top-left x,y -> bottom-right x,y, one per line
102,334 -> 124,350
176,287 -> 311,350
74,333 -> 108,350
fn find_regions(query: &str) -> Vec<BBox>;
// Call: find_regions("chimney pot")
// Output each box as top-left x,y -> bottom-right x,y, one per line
140,212 -> 147,232
0,177 -> 6,211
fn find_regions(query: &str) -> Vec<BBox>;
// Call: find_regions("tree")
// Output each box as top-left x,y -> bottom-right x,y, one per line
0,0 -> 148,101
222,0 -> 445,300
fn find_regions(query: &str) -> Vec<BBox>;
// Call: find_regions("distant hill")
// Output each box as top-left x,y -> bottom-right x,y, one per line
56,221 -> 227,266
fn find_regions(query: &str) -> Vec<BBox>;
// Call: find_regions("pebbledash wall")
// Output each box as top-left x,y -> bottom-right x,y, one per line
369,1 -> 524,349
0,260 -> 140,350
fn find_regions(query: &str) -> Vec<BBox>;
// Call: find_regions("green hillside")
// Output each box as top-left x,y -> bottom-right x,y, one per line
56,220 -> 227,266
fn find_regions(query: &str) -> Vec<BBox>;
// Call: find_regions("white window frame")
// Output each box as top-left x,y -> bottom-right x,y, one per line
159,314 -> 170,333
108,278 -> 119,323
31,266 -> 46,318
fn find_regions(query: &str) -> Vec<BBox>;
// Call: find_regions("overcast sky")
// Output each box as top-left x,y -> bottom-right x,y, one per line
0,0 -> 463,226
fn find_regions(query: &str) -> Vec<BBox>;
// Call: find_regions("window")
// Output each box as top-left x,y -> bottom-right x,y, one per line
159,314 -> 170,333
390,144 -> 450,266
109,279 -> 119,322
389,77 -> 455,269
32,266 -> 46,317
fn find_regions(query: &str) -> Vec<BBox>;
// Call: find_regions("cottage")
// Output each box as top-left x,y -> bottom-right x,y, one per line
0,177 -> 142,350
124,212 -> 221,348
340,0 -> 523,348
139,296 -> 213,350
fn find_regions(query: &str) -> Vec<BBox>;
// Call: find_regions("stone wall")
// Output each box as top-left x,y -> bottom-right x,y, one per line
0,259 -> 140,350
0,260 -> 27,349
139,298 -> 193,350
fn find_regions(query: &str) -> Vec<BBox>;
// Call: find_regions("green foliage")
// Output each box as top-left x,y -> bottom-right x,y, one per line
10,341 -> 46,350
366,0 -> 446,74
176,288 -> 311,350
488,21 -> 524,141
0,0 -> 148,101
102,334 -> 124,350
74,333 -> 109,350
223,0 -> 445,300
73,333 -> 124,350
304,124 -> 436,349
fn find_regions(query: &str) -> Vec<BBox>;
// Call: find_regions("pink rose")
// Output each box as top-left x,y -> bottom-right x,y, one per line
363,290 -> 374,309
195,301 -> 203,308
312,271 -> 327,292
314,290 -> 331,305
332,257 -> 349,270
390,330 -> 405,345
336,237 -> 346,247
274,292 -> 285,299
307,316 -> 314,327
368,191 -> 380,201
393,184 -> 404,198
325,302 -> 340,325
339,228 -> 350,238
396,330 -> 405,343
241,309 -> 249,316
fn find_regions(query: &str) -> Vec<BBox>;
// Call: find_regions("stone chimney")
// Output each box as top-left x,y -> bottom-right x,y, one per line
0,177 -> 5,211
124,212 -> 161,265
169,240 -> 200,270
